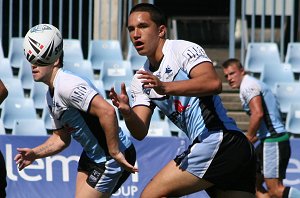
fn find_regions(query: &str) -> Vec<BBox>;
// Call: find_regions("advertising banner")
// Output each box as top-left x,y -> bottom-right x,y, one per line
0,135 -> 299,198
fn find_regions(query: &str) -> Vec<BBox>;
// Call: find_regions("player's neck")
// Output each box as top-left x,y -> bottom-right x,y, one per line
149,54 -> 164,72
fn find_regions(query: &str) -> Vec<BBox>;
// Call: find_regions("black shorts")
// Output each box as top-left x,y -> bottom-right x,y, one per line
203,131 -> 256,194
78,144 -> 136,193
256,133 -> 291,179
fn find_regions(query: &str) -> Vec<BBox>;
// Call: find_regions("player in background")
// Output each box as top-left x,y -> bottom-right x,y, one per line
222,58 -> 300,198
14,24 -> 137,198
110,3 -> 256,198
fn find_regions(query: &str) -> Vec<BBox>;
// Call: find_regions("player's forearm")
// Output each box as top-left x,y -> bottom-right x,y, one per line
99,109 -> 121,156
122,109 -> 148,140
32,133 -> 68,158
247,115 -> 263,138
162,77 -> 222,97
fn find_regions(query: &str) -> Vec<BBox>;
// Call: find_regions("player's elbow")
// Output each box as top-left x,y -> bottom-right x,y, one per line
251,110 -> 264,120
105,105 -> 118,118
212,78 -> 222,94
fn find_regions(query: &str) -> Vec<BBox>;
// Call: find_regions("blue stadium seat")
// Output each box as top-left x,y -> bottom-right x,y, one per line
8,37 -> 25,70
244,42 -> 281,73
42,106 -> 53,131
126,43 -> 147,71
112,79 -> 132,103
165,118 -> 185,137
151,108 -> 163,121
148,120 -> 172,137
93,80 -> 106,98
30,82 -> 48,110
63,60 -> 94,81
0,119 -> 5,134
19,59 -> 34,91
1,77 -> 25,100
0,77 -> 25,115
274,82 -> 300,114
0,59 -> 13,78
260,63 -> 295,93
1,98 -> 36,130
0,39 -> 4,59
99,60 -> 134,92
12,118 -> 48,136
87,40 -> 123,71
63,39 -> 84,63
285,42 -> 300,73
285,103 -> 300,134
0,40 -> 12,78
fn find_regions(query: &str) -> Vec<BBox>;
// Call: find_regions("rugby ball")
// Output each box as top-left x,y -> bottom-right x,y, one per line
23,24 -> 63,66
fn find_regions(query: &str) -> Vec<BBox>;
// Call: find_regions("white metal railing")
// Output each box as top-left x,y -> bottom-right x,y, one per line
0,0 -> 153,58
229,0 -> 297,62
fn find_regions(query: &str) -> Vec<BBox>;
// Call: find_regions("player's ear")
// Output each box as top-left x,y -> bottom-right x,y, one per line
240,67 -> 246,75
158,25 -> 167,38
53,58 -> 60,67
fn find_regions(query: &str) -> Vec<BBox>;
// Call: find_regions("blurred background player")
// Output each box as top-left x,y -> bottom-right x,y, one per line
110,3 -> 256,198
0,79 -> 8,198
222,58 -> 300,198
14,24 -> 137,198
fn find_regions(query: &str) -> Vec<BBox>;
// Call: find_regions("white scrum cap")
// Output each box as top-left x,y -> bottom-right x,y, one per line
23,24 -> 63,66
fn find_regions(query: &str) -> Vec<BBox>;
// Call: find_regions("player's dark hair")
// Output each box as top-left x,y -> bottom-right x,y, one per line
129,3 -> 167,26
222,58 -> 243,69
58,51 -> 64,68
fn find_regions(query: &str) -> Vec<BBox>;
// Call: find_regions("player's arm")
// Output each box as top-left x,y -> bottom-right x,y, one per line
88,94 -> 138,173
89,94 -> 120,156
123,105 -> 152,140
0,80 -> 8,104
14,129 -> 71,171
246,95 -> 264,143
109,83 -> 152,140
138,62 -> 222,97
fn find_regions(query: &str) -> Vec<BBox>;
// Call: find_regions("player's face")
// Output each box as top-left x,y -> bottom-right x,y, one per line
127,11 -> 163,57
223,64 -> 245,89
31,64 -> 54,84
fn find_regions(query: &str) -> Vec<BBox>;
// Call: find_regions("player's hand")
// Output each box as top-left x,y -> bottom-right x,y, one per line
110,151 -> 138,173
109,83 -> 131,115
14,148 -> 37,171
136,70 -> 166,95
246,133 -> 258,144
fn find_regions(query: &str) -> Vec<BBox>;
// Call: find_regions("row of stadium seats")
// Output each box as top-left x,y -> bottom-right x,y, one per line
1,38 -> 147,76
1,39 -> 300,135
0,95 -> 182,137
245,42 -> 300,76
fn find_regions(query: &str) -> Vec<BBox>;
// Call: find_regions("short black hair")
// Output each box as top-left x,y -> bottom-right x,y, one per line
222,58 -> 243,69
129,3 -> 167,26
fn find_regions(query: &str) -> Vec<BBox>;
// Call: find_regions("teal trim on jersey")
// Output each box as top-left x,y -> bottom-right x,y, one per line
264,133 -> 290,143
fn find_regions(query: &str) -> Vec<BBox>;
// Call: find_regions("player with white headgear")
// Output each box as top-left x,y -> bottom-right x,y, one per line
23,24 -> 63,66
16,24 -> 138,198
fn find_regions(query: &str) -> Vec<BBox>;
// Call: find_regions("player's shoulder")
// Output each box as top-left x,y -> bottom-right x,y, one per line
165,40 -> 207,60
55,69 -> 90,93
242,75 -> 259,85
166,39 -> 200,50
56,69 -> 83,85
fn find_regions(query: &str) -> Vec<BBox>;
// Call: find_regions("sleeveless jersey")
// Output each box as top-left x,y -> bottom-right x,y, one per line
131,39 -> 241,142
46,69 -> 132,163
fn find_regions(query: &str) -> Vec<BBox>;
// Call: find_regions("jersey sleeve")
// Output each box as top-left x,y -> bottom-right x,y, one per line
62,84 -> 98,112
59,78 -> 98,112
131,74 -> 151,107
180,42 -> 212,74
240,80 -> 261,105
